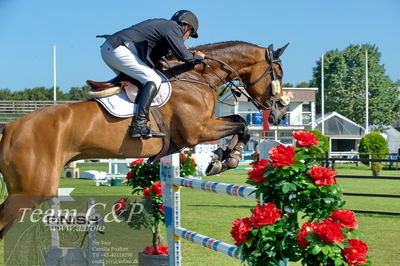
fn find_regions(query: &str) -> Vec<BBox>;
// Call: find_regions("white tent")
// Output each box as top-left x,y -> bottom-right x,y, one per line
383,126 -> 400,153
316,112 -> 365,152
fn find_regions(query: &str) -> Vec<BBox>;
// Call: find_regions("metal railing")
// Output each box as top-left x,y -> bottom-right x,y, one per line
237,111 -> 312,126
0,100 -> 76,123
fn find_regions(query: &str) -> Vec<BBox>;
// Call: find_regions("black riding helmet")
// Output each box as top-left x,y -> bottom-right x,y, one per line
171,10 -> 199,38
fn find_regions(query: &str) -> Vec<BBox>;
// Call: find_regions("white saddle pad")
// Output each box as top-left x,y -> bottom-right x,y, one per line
94,72 -> 172,118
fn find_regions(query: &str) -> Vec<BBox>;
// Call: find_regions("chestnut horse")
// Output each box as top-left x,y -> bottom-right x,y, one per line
0,41 -> 288,238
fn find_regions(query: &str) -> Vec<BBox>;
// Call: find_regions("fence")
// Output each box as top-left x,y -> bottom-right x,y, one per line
319,156 -> 400,216
0,100 -> 76,123
160,154 -> 288,266
324,152 -> 399,169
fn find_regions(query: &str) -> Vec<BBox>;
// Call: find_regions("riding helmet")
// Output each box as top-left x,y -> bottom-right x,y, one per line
171,10 -> 199,38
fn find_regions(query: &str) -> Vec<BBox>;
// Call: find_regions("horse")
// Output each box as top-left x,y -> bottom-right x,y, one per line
0,41 -> 289,238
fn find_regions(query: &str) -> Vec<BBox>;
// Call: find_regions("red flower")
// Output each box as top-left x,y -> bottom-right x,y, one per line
314,219 -> 344,244
156,245 -> 169,255
250,203 -> 282,228
269,145 -> 296,168
180,153 -> 187,162
113,198 -> 128,212
130,159 -> 144,166
292,131 -> 319,148
143,245 -> 169,255
247,159 -> 270,184
342,239 -> 368,266
126,171 -> 135,181
230,217 -> 253,246
143,245 -> 155,255
331,209 -> 358,229
151,182 -> 163,196
159,203 -> 165,215
309,165 -> 338,187
297,222 -> 319,248
143,188 -> 151,197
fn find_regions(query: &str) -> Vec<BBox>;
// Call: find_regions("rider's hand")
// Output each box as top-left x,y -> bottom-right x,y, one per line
194,50 -> 205,58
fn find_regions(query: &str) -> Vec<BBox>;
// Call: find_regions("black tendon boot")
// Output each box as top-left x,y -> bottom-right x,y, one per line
129,81 -> 166,139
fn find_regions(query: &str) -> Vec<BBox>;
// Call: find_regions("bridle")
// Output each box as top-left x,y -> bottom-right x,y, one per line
206,47 -> 289,111
165,45 -> 290,111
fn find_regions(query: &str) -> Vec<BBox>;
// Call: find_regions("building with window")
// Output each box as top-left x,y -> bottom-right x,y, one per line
216,87 -> 318,149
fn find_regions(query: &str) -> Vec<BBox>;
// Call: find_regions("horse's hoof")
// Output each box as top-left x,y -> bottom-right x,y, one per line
226,158 -> 240,169
205,160 -> 223,176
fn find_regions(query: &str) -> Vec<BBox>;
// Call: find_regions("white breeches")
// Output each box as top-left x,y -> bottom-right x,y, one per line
100,40 -> 162,88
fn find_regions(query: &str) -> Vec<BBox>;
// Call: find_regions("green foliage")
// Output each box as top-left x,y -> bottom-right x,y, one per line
308,129 -> 329,158
358,132 -> 389,156
296,81 -> 310,88
282,82 -> 294,88
358,132 -> 389,171
311,44 -> 400,126
0,86 -> 90,101
118,152 -> 197,252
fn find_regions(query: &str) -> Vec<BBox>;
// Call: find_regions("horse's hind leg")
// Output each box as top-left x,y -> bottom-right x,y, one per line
0,194 -> 50,239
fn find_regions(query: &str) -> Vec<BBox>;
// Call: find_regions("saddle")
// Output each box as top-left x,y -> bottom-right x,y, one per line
86,73 -> 179,163
86,73 -> 142,98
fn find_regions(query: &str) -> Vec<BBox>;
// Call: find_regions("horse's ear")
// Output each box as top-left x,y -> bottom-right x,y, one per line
274,43 -> 289,58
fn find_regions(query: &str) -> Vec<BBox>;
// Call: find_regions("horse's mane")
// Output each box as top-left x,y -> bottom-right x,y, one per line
194,41 -> 261,56
157,41 -> 263,76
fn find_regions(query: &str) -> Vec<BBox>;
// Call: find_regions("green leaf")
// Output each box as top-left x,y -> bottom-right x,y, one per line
289,183 -> 297,191
311,244 -> 322,255
282,183 -> 291,194
323,197 -> 334,204
321,245 -> 331,255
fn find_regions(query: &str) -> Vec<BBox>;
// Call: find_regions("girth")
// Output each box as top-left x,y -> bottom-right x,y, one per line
148,108 -> 180,163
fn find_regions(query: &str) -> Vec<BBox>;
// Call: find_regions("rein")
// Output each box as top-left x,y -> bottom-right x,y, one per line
162,52 -> 285,111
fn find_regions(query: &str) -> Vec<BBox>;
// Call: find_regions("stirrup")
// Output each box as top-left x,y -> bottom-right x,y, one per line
129,123 -> 165,139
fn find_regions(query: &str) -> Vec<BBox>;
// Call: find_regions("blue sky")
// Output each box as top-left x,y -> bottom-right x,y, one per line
0,0 -> 399,92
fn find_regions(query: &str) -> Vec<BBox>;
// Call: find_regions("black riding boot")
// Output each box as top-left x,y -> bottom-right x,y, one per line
129,81 -> 166,139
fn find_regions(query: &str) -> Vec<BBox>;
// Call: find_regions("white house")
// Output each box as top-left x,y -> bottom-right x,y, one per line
215,87 -> 318,149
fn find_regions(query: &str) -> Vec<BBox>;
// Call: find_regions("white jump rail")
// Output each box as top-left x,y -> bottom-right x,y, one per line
161,154 -> 258,265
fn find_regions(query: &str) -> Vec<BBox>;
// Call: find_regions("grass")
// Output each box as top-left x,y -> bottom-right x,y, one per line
0,163 -> 399,265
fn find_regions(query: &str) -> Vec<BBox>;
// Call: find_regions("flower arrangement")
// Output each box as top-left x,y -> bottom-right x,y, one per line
230,131 -> 370,265
115,151 -> 197,256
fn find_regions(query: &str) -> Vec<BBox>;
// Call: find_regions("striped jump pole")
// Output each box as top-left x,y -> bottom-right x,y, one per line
161,153 -> 259,265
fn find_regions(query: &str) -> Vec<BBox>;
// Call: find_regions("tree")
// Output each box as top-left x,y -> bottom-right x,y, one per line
310,44 -> 400,126
295,81 -> 310,88
358,132 -> 389,176
67,86 -> 90,101
282,82 -> 293,88
307,129 -> 329,158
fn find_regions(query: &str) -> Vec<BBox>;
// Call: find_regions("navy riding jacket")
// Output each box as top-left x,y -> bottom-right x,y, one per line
98,19 -> 203,68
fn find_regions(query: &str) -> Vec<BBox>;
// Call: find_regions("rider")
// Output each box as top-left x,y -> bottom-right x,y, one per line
97,10 -> 205,139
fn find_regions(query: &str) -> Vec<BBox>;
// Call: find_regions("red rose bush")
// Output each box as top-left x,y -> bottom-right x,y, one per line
232,131 -> 370,265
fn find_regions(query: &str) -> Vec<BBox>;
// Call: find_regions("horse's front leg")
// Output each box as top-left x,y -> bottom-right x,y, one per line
200,115 -> 250,176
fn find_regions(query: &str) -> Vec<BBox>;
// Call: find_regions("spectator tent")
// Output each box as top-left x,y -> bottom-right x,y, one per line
316,112 -> 365,152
